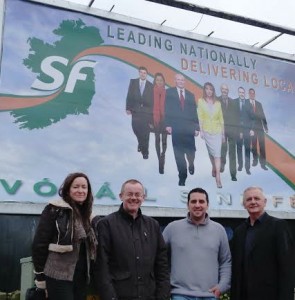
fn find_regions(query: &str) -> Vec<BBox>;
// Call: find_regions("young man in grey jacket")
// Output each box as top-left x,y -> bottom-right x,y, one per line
163,187 -> 231,300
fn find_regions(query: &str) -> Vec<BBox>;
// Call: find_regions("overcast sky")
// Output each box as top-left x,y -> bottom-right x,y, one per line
64,0 -> 295,56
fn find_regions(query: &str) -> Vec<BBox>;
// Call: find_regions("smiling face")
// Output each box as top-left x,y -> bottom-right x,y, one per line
238,87 -> 245,99
69,176 -> 88,205
155,75 -> 165,87
220,84 -> 229,98
243,187 -> 266,220
120,182 -> 145,218
175,74 -> 185,89
139,69 -> 148,81
187,192 -> 208,224
249,89 -> 255,100
205,84 -> 214,98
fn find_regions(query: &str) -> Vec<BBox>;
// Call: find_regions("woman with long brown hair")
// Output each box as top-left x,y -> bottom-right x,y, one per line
32,172 -> 97,300
152,73 -> 167,174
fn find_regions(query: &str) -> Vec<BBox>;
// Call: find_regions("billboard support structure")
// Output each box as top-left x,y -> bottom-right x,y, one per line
146,0 -> 295,38
27,0 -> 295,62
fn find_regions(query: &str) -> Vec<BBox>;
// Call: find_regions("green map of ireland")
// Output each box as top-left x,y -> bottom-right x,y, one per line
12,19 -> 104,129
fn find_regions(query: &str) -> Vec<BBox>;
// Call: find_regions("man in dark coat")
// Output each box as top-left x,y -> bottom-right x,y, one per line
235,87 -> 252,175
231,186 -> 294,300
126,66 -> 153,159
165,73 -> 199,186
248,88 -> 269,170
218,84 -> 239,181
94,179 -> 170,300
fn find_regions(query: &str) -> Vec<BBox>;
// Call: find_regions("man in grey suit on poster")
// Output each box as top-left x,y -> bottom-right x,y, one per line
126,66 -> 153,159
165,73 -> 199,186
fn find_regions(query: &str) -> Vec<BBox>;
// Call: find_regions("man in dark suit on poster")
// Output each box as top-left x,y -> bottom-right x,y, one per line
248,88 -> 269,170
235,86 -> 252,175
218,83 -> 239,181
126,66 -> 153,159
231,186 -> 294,300
165,73 -> 199,186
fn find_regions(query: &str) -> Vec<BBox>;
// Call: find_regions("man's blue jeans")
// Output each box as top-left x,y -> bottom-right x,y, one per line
171,295 -> 216,300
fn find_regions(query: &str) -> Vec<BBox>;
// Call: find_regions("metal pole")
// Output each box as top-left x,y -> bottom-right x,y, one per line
260,33 -> 284,48
145,0 -> 295,36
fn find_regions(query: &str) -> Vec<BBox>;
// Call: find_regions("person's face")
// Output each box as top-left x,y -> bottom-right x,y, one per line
187,192 -> 208,223
120,183 -> 145,216
238,88 -> 245,99
139,69 -> 147,80
155,76 -> 165,87
69,177 -> 88,205
249,89 -> 255,100
205,84 -> 214,97
175,74 -> 185,89
221,85 -> 229,97
243,188 -> 266,217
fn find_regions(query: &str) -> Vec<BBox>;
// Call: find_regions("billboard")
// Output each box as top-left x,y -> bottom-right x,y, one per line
0,0 -> 294,214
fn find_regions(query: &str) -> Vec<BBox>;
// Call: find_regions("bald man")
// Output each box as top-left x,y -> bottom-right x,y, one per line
165,74 -> 199,186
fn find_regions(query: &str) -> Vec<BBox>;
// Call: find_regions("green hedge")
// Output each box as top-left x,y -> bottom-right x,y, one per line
220,293 -> 230,300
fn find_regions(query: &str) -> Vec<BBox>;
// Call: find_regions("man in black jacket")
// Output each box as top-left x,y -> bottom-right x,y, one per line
248,88 -> 269,170
94,179 -> 170,300
165,74 -> 199,186
126,66 -> 153,159
231,186 -> 294,300
218,84 -> 239,181
235,87 -> 252,175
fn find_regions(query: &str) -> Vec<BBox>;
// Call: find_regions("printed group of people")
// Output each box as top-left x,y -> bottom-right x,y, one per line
32,172 -> 294,300
218,84 -> 268,181
126,67 -> 269,188
126,67 -> 168,174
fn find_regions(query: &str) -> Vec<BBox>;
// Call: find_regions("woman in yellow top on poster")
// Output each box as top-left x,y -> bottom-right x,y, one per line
198,82 -> 224,188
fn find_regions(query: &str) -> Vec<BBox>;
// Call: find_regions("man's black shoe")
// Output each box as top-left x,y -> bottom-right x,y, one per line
231,176 -> 237,181
188,165 -> 194,175
178,179 -> 185,186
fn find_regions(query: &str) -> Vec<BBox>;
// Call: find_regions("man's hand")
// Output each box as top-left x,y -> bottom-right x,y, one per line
166,127 -> 172,134
209,285 -> 221,298
126,110 -> 131,115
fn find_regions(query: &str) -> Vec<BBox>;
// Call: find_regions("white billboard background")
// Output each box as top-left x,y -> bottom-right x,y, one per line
0,0 -> 294,212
